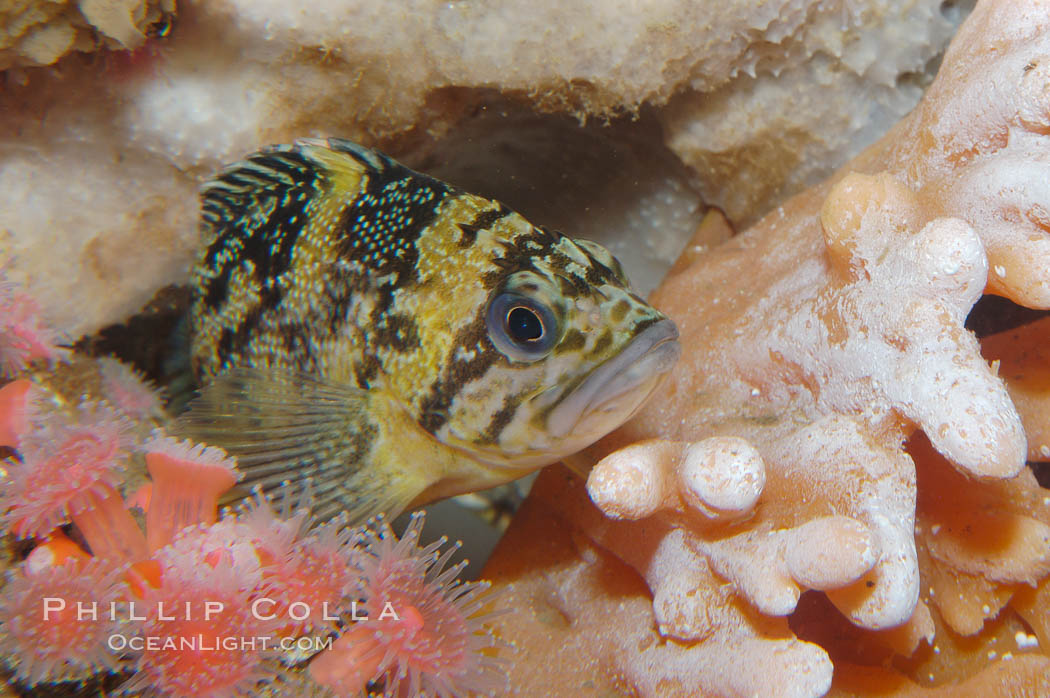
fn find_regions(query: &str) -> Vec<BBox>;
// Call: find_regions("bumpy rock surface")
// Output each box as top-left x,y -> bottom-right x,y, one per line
0,0 -> 965,338
484,1 -> 1050,695
1,0 -> 173,71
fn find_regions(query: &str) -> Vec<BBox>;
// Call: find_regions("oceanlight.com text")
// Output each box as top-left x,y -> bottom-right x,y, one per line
107,634 -> 335,653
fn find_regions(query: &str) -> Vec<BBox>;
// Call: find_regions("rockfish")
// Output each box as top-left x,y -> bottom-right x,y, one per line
183,138 -> 680,523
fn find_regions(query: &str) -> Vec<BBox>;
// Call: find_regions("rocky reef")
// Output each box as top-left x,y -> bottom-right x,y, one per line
484,0 -> 1050,695
1,1 -> 174,72
2,0 -> 966,336
2,0 -> 1049,695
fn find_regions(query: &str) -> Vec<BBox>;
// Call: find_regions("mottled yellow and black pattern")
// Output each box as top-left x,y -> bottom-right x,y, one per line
183,138 -> 680,523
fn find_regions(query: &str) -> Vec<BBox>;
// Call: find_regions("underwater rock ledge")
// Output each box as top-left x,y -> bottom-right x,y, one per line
1,0 -> 967,339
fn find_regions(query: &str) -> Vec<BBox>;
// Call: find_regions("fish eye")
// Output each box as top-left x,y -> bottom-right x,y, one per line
486,292 -> 559,361
506,306 -> 544,342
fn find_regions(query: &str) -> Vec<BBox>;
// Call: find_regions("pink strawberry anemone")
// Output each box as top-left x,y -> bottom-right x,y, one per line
309,513 -> 509,697
0,282 -> 67,377
0,555 -> 127,685
238,495 -> 359,637
0,333 -> 509,696
97,357 -> 167,420
2,402 -> 147,563
142,433 -> 240,552
124,530 -> 281,698
0,379 -> 39,449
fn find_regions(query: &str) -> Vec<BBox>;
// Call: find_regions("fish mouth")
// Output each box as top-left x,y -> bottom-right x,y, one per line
547,318 -> 681,439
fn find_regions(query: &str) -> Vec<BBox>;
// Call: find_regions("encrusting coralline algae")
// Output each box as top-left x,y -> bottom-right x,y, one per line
2,0 -> 1050,696
482,1 -> 1050,695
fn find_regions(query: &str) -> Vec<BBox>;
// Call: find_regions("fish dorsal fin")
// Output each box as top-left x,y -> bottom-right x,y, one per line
174,367 -> 427,525
199,139 -> 412,239
310,137 -> 391,172
200,144 -> 323,230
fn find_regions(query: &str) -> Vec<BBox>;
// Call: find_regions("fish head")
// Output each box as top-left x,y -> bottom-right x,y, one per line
437,230 -> 680,469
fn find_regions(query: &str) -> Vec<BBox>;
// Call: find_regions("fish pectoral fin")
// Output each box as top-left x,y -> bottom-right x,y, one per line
174,367 -> 431,525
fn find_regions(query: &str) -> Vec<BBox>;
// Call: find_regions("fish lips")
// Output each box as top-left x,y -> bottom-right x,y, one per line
548,318 -> 681,439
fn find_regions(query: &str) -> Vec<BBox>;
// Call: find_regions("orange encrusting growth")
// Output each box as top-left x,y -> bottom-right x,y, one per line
0,361 -> 513,693
23,531 -> 91,575
309,623 -> 389,694
481,0 -> 1050,694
